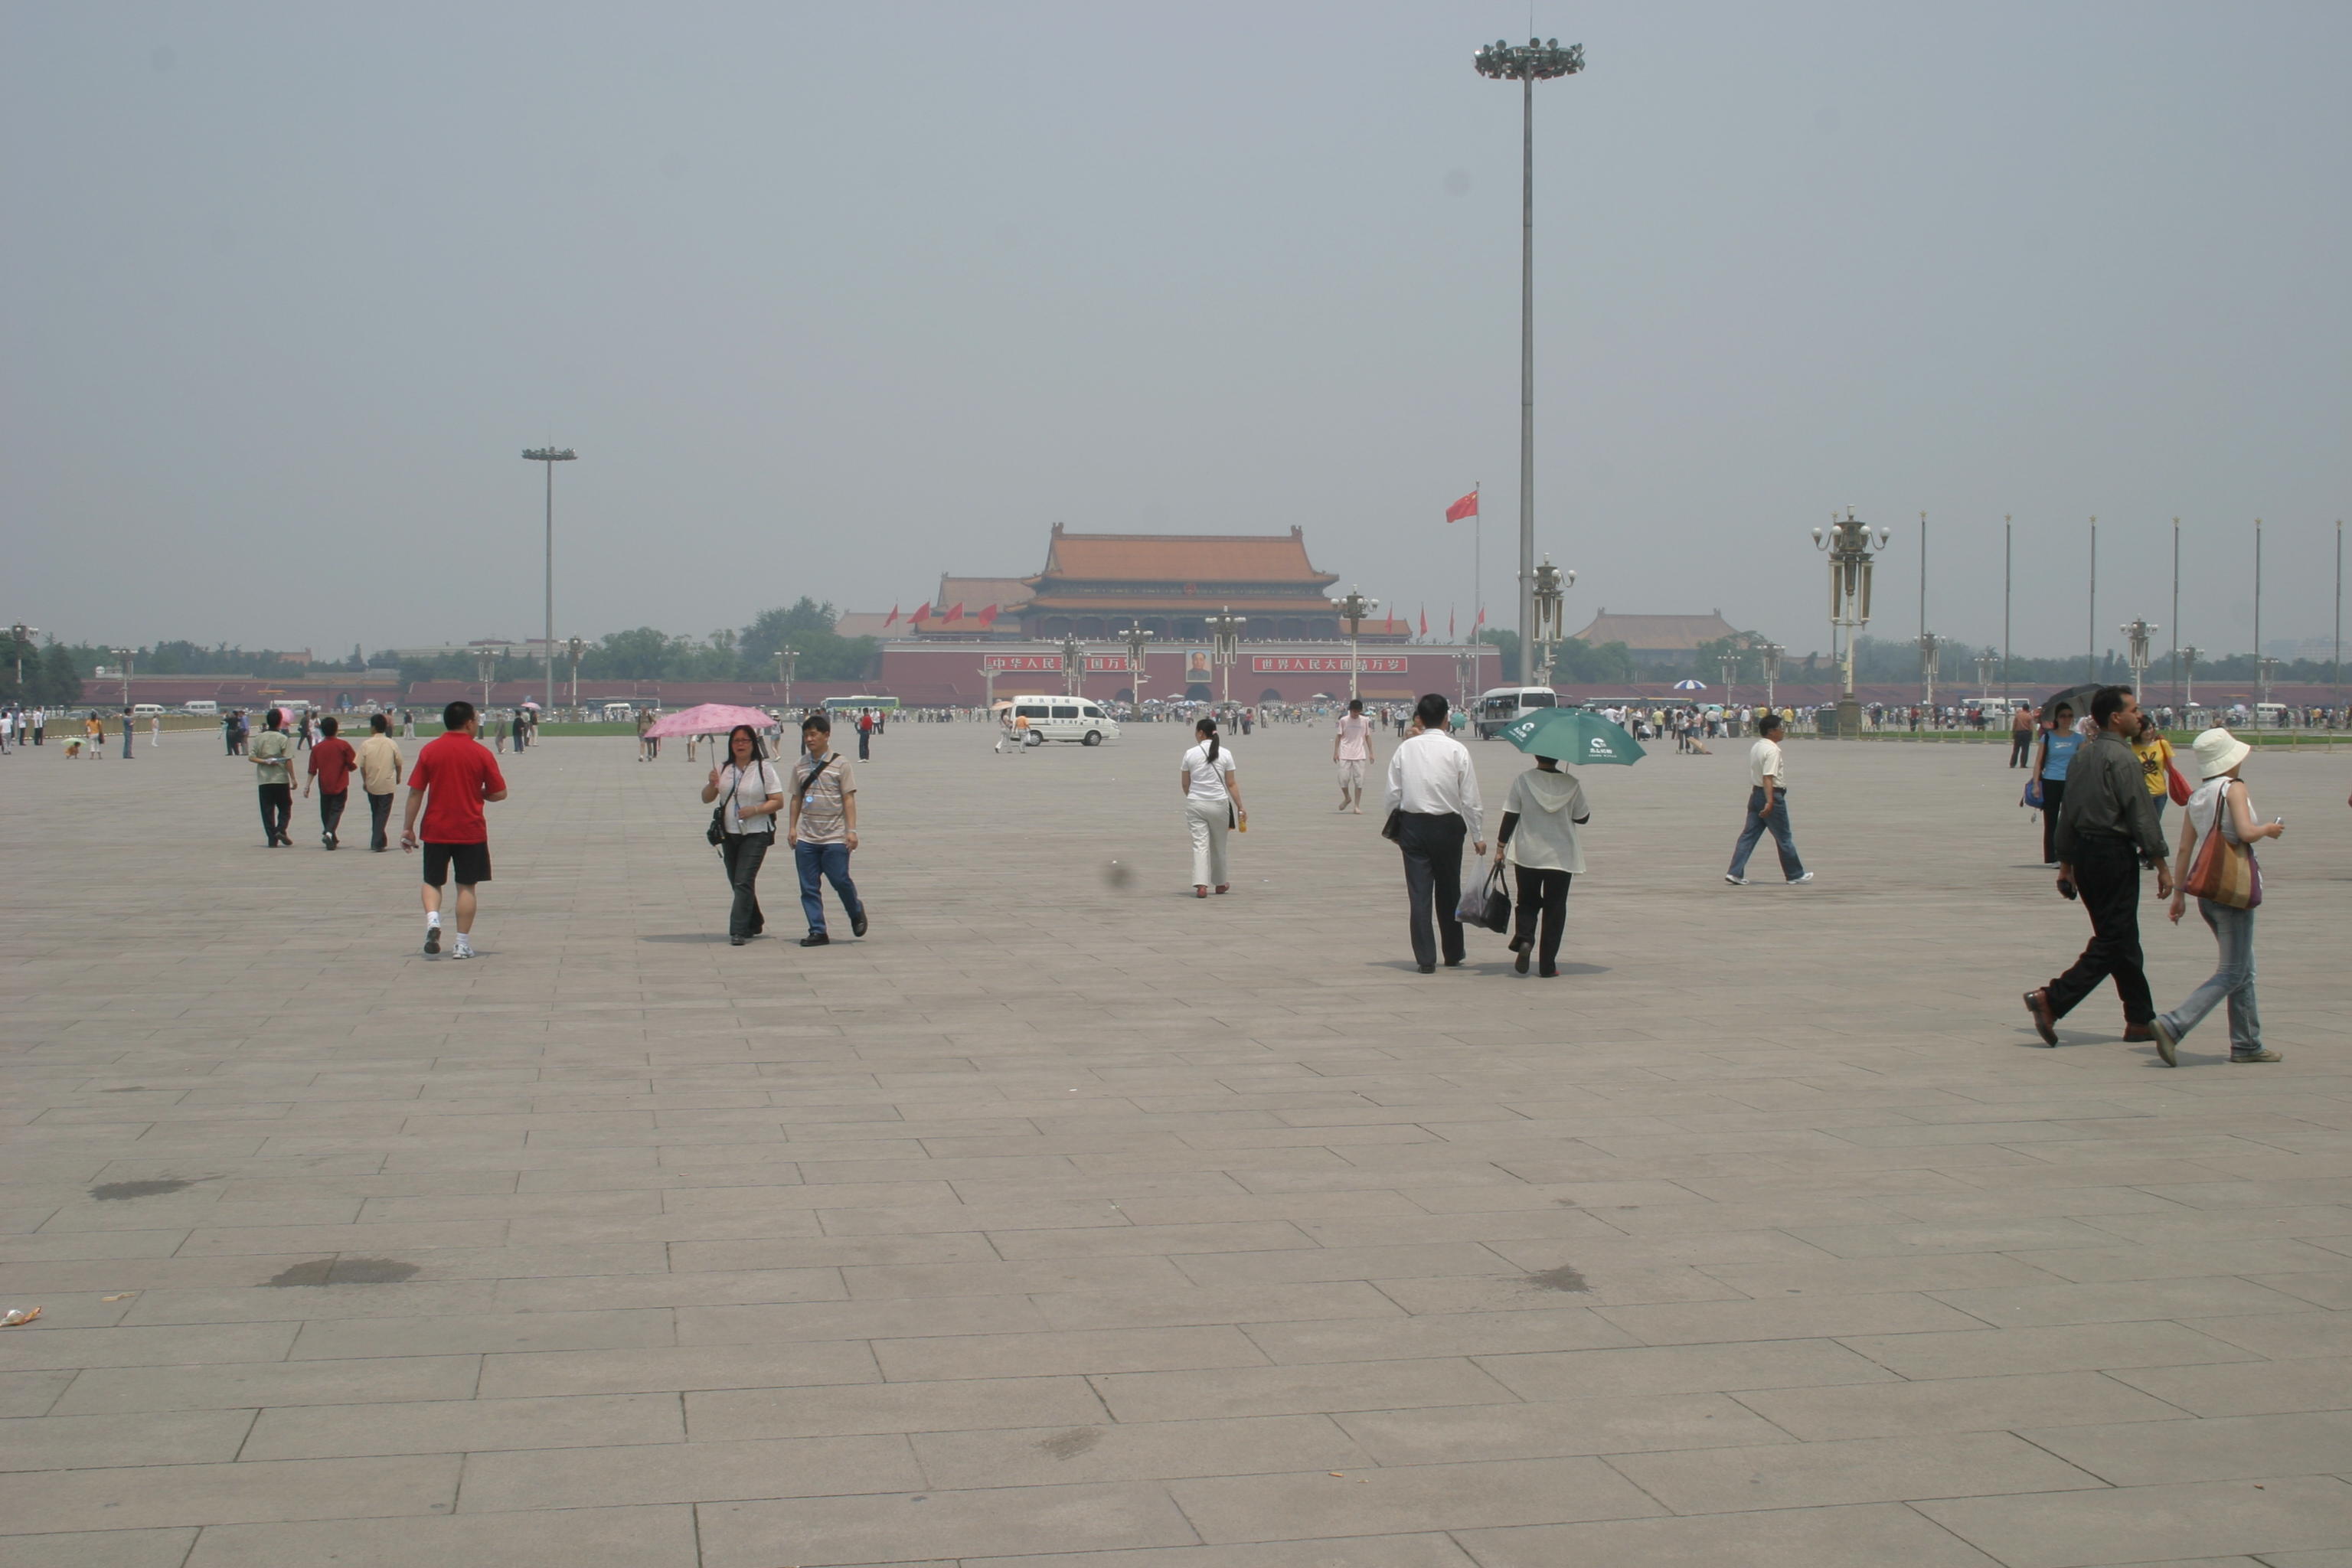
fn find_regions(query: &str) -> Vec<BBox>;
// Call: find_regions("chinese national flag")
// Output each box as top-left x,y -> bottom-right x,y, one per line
883,604 -> 900,628
910,602 -> 932,627
1419,605 -> 1428,638
977,603 -> 999,629
1383,611 -> 1396,635
1445,488 -> 1478,523
943,603 -> 965,626
1475,606 -> 1486,629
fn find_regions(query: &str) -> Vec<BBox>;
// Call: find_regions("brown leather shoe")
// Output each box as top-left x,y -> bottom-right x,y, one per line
2121,1022 -> 2158,1044
2022,988 -> 2059,1046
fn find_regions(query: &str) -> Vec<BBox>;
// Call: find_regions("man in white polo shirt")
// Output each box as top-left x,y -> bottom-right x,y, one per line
1724,710 -> 1812,886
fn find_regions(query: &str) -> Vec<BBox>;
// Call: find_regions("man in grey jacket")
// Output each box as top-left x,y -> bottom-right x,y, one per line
2024,685 -> 2173,1046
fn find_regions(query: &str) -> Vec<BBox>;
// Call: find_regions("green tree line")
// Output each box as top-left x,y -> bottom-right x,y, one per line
377,598 -> 879,688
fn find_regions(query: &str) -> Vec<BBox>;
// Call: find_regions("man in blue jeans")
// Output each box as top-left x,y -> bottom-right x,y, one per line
1725,710 -> 1813,885
787,711 -> 868,948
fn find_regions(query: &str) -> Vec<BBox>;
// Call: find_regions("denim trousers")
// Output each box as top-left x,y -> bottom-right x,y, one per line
720,831 -> 770,939
1727,787 -> 1805,880
2159,899 -> 2261,1054
795,840 -> 863,934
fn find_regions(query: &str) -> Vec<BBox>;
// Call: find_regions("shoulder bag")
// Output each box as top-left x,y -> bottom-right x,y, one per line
2165,756 -> 2193,806
2181,784 -> 2262,910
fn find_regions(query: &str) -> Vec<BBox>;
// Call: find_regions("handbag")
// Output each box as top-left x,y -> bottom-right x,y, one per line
2021,773 -> 2044,812
1380,808 -> 1404,842
2165,758 -> 2193,806
1456,861 -> 1511,933
2181,787 -> 2262,910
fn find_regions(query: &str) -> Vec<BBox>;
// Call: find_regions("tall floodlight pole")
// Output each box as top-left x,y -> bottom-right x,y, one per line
2087,516 -> 2098,681
2002,515 -> 2012,708
566,636 -> 585,714
1059,632 -> 1085,701
1120,620 -> 1155,708
1328,588 -> 1377,702
1811,508 -> 1891,737
2171,518 -> 2182,712
522,446 -> 578,716
1473,36 -> 1584,664
1205,607 -> 1246,712
2252,518 -> 2263,693
1918,511 -> 1929,705
1759,642 -> 1784,715
2334,519 -> 2343,707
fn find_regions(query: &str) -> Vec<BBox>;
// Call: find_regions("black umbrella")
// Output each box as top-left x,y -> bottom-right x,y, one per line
2042,682 -> 2101,721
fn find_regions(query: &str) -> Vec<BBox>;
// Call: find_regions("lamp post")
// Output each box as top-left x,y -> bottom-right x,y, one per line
1718,652 -> 1740,710
776,645 -> 797,711
522,446 -> 578,716
1527,558 -> 1572,690
2003,514 -> 2013,709
1811,508 -> 1891,737
8,625 -> 34,691
1975,652 -> 1998,701
1473,34 -> 1584,662
1759,642 -> 1784,715
2179,645 -> 2202,708
1916,630 -> 1941,714
109,647 -> 135,707
2171,518 -> 2182,712
1120,620 -> 1155,709
1454,645 -> 1482,714
2122,618 -> 2158,701
1205,606 -> 1247,712
2252,518 -> 2263,698
475,648 -> 499,715
566,636 -> 585,715
2257,655 -> 2279,710
2088,515 -> 2099,681
1059,632 -> 1085,701
1327,588 -> 1376,702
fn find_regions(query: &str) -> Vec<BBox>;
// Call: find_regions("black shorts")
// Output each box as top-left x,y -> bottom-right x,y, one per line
422,841 -> 492,888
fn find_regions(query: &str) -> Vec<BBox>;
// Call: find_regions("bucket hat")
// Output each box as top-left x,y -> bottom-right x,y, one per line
2193,727 -> 2251,779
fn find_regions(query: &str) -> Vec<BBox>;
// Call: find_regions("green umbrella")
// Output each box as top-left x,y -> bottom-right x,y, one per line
1499,707 -> 1645,765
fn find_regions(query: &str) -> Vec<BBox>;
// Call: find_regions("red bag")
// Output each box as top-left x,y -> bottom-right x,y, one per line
2165,758 -> 2192,806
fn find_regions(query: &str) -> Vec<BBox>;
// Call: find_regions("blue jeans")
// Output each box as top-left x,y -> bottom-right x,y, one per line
2159,900 -> 2261,1054
1728,786 -> 1805,880
795,840 -> 863,934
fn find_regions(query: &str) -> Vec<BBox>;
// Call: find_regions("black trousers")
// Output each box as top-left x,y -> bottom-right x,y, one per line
2039,778 -> 2067,864
720,831 -> 770,939
2047,838 -> 2154,1025
258,784 -> 292,844
318,789 -> 348,840
1512,867 -> 1573,969
1396,812 -> 1468,969
2010,730 -> 2033,766
367,791 -> 395,851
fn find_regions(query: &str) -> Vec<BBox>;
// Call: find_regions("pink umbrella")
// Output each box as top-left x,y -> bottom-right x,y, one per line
642,703 -> 778,740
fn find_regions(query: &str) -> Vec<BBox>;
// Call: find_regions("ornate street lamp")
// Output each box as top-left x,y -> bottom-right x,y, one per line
1059,632 -> 1085,700
1453,645 -> 1483,714
2121,618 -> 2158,696
2257,655 -> 2280,710
2178,645 -> 2203,707
109,647 -> 135,706
566,635 -> 586,714
1473,35 -> 1584,658
1759,642 -> 1784,715
475,647 -> 500,714
776,645 -> 797,711
1975,652 -> 1999,700
8,624 -> 35,691
522,446 -> 577,715
1917,632 -> 1945,715
1718,653 -> 1740,709
1205,606 -> 1247,712
1527,559 -> 1573,689
1811,508 -> 1893,737
1326,589 -> 1377,702
1120,620 -> 1155,709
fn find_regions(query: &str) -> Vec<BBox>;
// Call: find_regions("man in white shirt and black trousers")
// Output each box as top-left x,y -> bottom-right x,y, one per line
1383,693 -> 1486,973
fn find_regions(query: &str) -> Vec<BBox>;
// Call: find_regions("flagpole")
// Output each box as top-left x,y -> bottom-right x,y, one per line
1474,482 -> 1481,654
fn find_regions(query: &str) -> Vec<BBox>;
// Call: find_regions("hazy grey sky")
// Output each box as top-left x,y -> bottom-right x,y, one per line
7,2 -> 2347,663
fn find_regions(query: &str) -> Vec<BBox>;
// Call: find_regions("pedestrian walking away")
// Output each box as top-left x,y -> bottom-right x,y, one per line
1384,693 -> 1486,972
302,716 -> 358,849
2030,702 -> 2082,865
1724,710 -> 1811,885
1180,717 -> 1248,897
2024,686 -> 2172,1048
857,707 -> 874,761
247,708 -> 297,846
1492,750 -> 1588,978
704,724 -> 785,946
2150,727 -> 2285,1065
356,713 -> 404,851
787,711 -> 866,946
2010,704 -> 2037,767
401,701 -> 508,960
1333,697 -> 1376,814
120,708 -> 134,759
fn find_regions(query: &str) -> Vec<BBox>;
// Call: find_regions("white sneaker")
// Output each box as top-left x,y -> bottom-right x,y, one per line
1723,874 -> 1746,886
451,936 -> 475,960
1788,871 -> 1815,884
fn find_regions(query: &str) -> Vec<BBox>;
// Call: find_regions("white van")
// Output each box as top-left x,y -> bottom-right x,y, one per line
1475,686 -> 1560,740
131,703 -> 166,717
181,700 -> 219,715
1007,694 -> 1121,746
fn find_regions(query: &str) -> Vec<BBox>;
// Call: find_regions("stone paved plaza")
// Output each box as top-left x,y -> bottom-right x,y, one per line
4,719 -> 2350,1568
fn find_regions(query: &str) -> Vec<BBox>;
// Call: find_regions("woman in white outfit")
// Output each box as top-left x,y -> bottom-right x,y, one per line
1178,717 -> 1247,898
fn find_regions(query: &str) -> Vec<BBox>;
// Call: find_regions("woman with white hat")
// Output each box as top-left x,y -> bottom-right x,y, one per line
2151,727 -> 2285,1065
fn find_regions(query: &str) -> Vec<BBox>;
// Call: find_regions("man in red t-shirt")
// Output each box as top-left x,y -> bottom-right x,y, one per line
400,701 -> 508,960
302,716 -> 360,850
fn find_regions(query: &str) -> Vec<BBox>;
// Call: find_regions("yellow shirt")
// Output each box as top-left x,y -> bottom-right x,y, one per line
2132,734 -> 2174,798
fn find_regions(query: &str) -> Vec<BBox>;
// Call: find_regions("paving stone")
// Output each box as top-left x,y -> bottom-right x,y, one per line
49,1355 -> 482,1415
1730,1369 -> 2190,1439
1168,1455 -> 1661,1542
1604,1429 -> 2106,1511
2018,1409 -> 2352,1485
1332,1391 -> 1788,1463
0,1410 -> 253,1472
686,1375 -> 1106,1441
0,1529 -> 201,1568
1454,1501 -> 2005,1567
179,1505 -> 699,1567
0,1455 -> 458,1533
694,1481 -> 1197,1566
1916,1475 -> 2352,1567
456,1432 -> 922,1511
239,1392 -> 681,1459
913,1413 -> 1368,1488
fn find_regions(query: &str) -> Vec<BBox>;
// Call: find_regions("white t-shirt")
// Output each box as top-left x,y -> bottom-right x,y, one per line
718,759 -> 782,834
1181,741 -> 1234,804
1748,737 -> 1787,789
1335,714 -> 1373,762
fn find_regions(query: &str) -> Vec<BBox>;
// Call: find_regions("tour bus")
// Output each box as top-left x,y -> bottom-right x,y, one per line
1475,686 -> 1560,740
822,695 -> 900,715
1005,694 -> 1121,746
